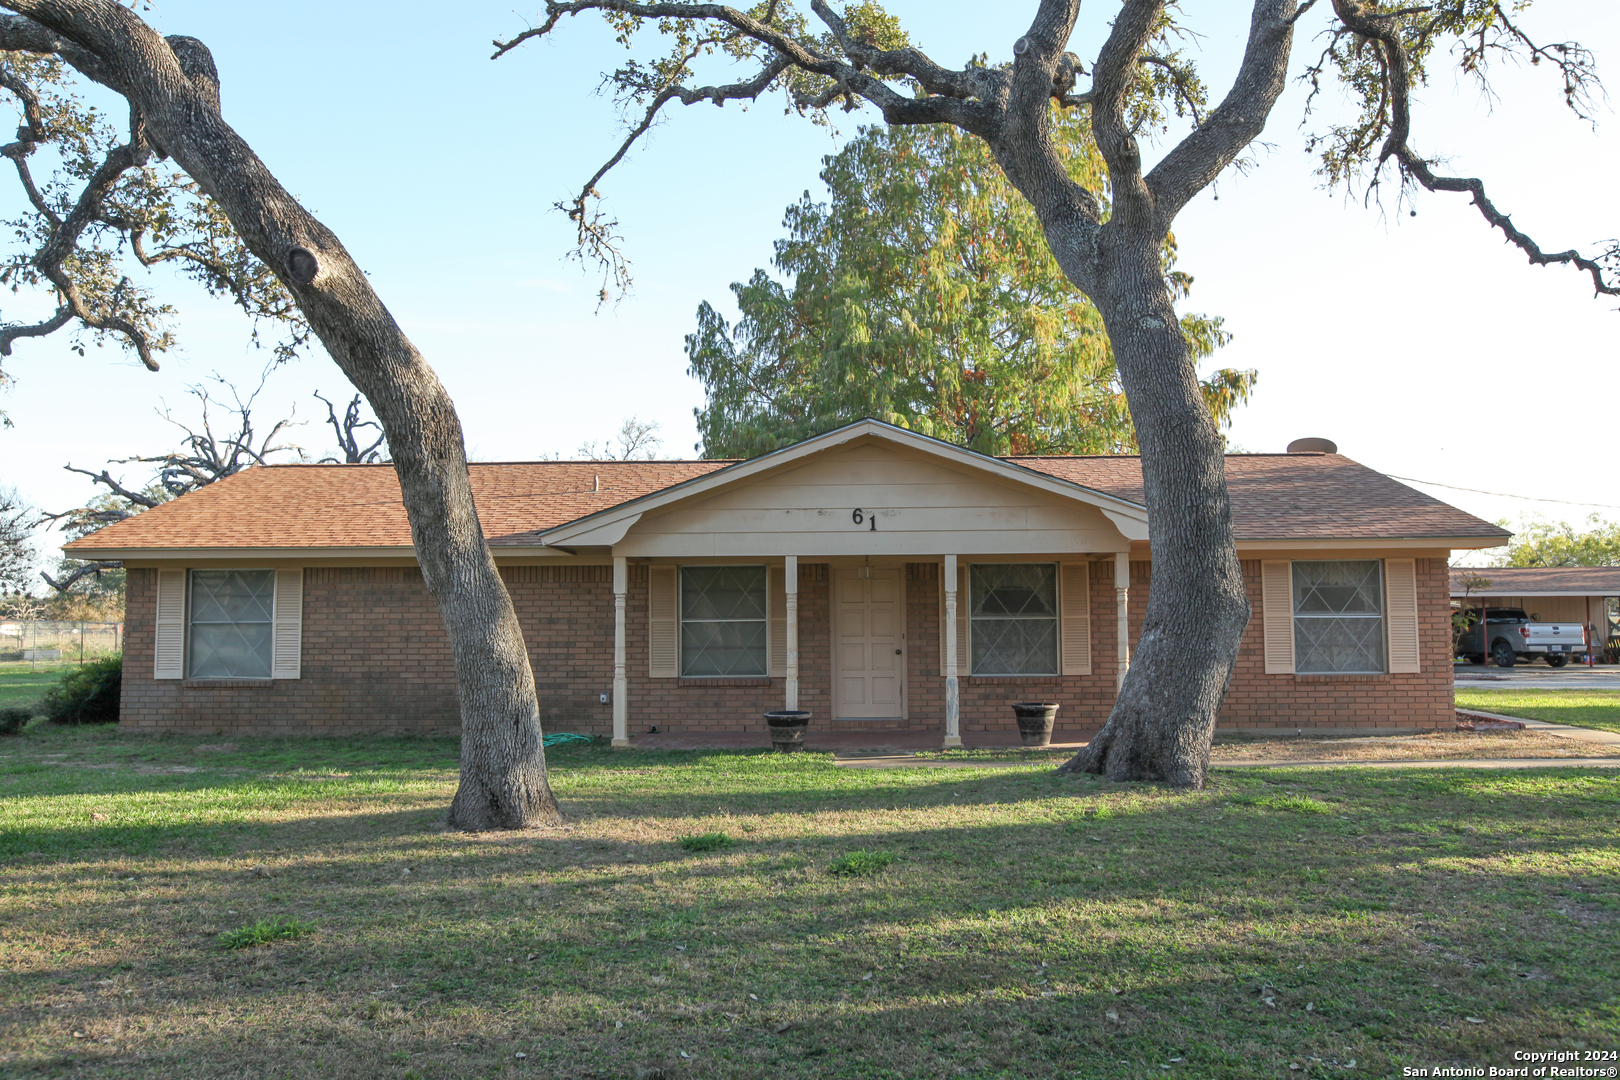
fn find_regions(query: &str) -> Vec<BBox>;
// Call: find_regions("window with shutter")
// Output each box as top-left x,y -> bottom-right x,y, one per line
648,566 -> 678,678
188,569 -> 276,679
1385,558 -> 1420,673
1261,561 -> 1294,675
1060,562 -> 1091,675
154,569 -> 186,680
272,569 -> 303,679
1292,560 -> 1386,674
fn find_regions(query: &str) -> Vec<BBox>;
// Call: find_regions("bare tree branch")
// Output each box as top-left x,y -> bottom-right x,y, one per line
314,389 -> 386,464
40,559 -> 117,592
1330,0 -> 1619,296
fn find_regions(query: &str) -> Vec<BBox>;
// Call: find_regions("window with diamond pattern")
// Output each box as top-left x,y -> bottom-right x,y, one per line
970,563 -> 1058,675
680,566 -> 768,677
189,569 -> 275,679
1292,560 -> 1385,674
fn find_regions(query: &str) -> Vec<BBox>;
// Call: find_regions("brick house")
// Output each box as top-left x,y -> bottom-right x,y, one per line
66,420 -> 1507,743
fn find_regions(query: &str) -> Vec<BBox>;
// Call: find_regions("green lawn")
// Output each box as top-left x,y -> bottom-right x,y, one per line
0,725 -> 1615,1079
1456,688 -> 1620,734
0,660 -> 78,711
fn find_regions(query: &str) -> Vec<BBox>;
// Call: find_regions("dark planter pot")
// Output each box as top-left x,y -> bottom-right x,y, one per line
1011,702 -> 1060,747
764,711 -> 812,753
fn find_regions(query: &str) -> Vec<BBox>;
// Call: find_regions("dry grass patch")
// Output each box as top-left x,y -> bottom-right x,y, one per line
1209,729 -> 1620,762
0,724 -> 1615,1079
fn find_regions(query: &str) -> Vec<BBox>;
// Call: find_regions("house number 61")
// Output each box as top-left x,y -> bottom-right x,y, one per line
852,508 -> 876,531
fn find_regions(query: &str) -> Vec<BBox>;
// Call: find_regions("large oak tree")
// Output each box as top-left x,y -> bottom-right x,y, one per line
502,0 -> 1614,788
0,0 -> 560,829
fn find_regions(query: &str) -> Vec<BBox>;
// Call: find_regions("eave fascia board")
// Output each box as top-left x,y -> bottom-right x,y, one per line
1231,537 -> 1510,552
538,418 -> 1149,546
66,544 -> 572,562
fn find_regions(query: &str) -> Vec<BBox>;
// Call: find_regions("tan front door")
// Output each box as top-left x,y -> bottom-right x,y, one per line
834,567 -> 905,719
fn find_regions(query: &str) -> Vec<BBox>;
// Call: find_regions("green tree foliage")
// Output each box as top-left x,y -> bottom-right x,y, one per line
686,112 -> 1255,459
1495,514 -> 1620,568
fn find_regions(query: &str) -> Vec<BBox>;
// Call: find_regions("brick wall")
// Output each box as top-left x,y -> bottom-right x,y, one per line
1214,557 -> 1455,731
619,563 -> 831,735
119,555 -> 1454,738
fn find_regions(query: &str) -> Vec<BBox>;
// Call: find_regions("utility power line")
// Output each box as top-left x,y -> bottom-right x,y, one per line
1388,475 -> 1620,511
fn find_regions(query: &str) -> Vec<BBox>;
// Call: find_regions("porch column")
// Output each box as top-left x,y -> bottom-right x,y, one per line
785,555 -> 799,710
1114,551 -> 1131,693
943,554 -> 962,748
612,556 -> 629,748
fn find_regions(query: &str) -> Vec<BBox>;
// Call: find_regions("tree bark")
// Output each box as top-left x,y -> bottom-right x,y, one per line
3,0 -> 561,829
1057,241 -> 1250,788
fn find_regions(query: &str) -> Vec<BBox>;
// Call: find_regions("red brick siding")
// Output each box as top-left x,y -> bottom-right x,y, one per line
118,556 -> 1453,737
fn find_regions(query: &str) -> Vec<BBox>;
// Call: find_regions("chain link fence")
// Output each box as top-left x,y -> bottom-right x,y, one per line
0,620 -> 122,663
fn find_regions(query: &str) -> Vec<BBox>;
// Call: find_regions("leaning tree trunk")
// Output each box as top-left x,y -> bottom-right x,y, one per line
3,0 -> 561,828
1057,242 -> 1251,788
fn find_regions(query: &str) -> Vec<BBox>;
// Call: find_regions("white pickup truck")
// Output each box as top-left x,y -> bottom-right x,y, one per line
1458,607 -> 1588,668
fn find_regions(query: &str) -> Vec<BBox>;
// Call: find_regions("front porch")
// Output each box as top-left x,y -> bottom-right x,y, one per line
606,553 -> 1137,748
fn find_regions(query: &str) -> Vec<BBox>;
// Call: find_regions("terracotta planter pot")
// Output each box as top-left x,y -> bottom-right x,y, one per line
1011,702 -> 1060,747
764,711 -> 812,753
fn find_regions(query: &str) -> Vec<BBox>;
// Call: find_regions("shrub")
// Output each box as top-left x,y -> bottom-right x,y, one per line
40,654 -> 121,725
679,832 -> 732,852
0,705 -> 33,736
218,916 -> 315,950
827,849 -> 896,877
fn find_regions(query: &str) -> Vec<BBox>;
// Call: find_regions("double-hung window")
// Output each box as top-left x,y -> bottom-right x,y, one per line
679,566 -> 768,677
969,563 -> 1058,675
189,569 -> 276,679
1292,560 -> 1385,674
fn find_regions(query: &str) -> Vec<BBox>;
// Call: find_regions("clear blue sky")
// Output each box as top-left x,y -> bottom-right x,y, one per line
2,1 -> 1616,558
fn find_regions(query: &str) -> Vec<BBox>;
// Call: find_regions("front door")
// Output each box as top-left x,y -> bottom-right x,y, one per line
834,567 -> 905,719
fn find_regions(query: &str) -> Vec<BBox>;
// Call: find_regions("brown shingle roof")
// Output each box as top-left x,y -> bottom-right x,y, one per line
1009,453 -> 1508,541
64,461 -> 730,552
64,451 -> 1506,554
1449,566 -> 1620,595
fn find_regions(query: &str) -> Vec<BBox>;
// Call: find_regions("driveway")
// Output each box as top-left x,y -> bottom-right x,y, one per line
1454,661 -> 1620,691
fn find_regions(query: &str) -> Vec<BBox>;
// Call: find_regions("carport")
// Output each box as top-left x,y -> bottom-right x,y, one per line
1450,566 -> 1620,663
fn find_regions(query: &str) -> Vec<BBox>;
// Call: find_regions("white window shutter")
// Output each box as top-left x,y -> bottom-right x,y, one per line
768,565 -> 786,678
154,569 -> 186,680
1385,558 -> 1420,673
1261,561 -> 1295,675
1060,562 -> 1092,675
648,566 -> 678,678
272,569 -> 303,679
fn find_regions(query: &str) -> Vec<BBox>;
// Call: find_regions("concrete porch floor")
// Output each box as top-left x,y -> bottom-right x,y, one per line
631,728 -> 1100,752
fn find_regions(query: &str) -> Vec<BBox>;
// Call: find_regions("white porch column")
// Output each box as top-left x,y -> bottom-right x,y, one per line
784,555 -> 799,710
612,556 -> 629,748
943,554 -> 962,748
1114,551 -> 1131,693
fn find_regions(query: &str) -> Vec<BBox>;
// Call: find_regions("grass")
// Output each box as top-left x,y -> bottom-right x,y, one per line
0,660 -> 76,711
0,724 -> 1615,1079
1456,688 -> 1620,734
218,915 -> 316,950
678,831 -> 733,852
826,849 -> 897,876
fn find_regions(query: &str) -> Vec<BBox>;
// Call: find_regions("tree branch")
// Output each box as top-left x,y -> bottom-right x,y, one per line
1087,0 -> 1164,230
1331,0 -> 1619,296
40,559 -> 118,592
1145,0 -> 1298,226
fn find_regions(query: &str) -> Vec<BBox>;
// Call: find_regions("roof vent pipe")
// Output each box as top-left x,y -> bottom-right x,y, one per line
1286,437 -> 1337,454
